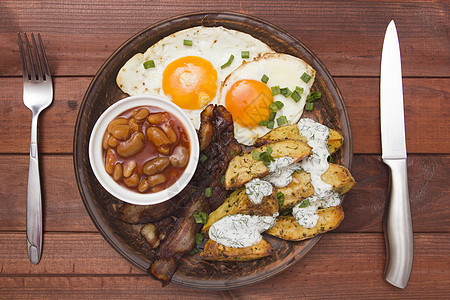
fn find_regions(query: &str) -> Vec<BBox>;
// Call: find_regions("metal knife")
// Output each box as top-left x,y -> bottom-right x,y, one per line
380,20 -> 413,289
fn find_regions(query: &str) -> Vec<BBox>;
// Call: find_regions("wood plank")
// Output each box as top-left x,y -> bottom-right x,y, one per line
1,155 -> 448,233
336,155 -> 450,233
1,77 -> 448,154
0,232 -> 448,298
0,155 -> 97,232
1,0 -> 448,77
0,232 -> 140,275
0,77 -> 88,154
336,77 -> 450,155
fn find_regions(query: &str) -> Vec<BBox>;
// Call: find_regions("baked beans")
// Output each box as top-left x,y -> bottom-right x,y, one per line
102,106 -> 190,193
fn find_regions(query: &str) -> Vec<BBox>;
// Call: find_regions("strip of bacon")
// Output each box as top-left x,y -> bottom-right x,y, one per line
148,105 -> 242,286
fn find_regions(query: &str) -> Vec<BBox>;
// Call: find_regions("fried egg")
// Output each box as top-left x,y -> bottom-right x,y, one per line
116,26 -> 274,129
217,53 -> 316,145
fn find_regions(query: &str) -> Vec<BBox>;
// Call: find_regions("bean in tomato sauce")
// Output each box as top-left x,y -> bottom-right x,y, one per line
102,106 -> 190,193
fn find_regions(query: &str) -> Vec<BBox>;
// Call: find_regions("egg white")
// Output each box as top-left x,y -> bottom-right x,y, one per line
116,26 -> 274,129
217,53 -> 316,146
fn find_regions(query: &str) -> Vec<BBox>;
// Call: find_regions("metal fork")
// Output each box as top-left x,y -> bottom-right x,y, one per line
18,33 -> 53,264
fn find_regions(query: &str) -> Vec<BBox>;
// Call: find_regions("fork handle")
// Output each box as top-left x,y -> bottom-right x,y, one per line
27,114 -> 42,264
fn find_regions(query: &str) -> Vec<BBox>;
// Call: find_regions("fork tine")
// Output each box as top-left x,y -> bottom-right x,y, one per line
30,33 -> 43,81
37,33 -> 51,80
18,33 -> 29,80
24,33 -> 37,81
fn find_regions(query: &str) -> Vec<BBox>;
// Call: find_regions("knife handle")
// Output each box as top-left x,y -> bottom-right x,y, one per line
383,158 -> 413,288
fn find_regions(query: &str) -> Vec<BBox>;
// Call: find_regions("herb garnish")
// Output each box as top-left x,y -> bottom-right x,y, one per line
276,191 -> 285,207
252,145 -> 275,167
193,211 -> 208,224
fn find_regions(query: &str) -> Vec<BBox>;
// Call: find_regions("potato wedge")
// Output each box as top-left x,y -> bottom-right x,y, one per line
277,163 -> 356,210
200,237 -> 274,261
254,124 -> 303,145
277,170 -> 314,209
254,124 -> 343,154
321,163 -> 356,195
327,128 -> 344,154
224,139 -> 311,189
202,188 -> 278,232
266,206 -> 344,241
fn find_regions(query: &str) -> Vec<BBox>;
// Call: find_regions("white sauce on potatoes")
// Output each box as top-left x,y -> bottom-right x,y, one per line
212,118 -> 342,248
264,157 -> 299,188
208,213 -> 278,248
292,118 -> 341,228
245,156 -> 297,205
245,179 -> 273,204
298,118 -> 332,197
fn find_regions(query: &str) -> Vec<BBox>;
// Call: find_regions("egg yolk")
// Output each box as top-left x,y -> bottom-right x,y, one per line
162,56 -> 217,110
225,79 -> 274,128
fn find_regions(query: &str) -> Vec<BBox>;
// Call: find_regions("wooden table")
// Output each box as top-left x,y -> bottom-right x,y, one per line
1,1 -> 448,298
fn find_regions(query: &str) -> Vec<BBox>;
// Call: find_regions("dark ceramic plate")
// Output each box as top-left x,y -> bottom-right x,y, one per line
73,12 -> 352,290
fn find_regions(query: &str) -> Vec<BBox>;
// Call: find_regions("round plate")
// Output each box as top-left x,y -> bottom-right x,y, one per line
73,12 -> 352,290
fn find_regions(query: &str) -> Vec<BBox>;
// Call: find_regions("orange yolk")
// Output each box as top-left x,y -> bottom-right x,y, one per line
225,79 -> 274,128
162,56 -> 217,110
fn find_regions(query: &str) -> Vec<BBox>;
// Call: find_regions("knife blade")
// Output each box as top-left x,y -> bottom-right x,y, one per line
380,20 -> 413,289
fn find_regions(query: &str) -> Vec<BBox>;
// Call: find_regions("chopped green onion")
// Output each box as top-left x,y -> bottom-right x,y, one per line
193,211 -> 208,224
205,187 -> 212,197
276,192 -> 284,207
259,120 -> 269,127
295,168 -> 303,174
269,101 -> 284,112
299,199 -> 310,208
269,103 -> 277,112
195,233 -> 204,245
269,103 -> 278,113
193,214 -> 203,223
188,247 -> 199,255
269,111 -> 276,121
291,90 -> 301,103
183,39 -> 193,46
261,74 -> 269,84
221,54 -> 235,69
260,152 -> 272,163
143,60 -> 155,69
267,120 -> 275,129
230,151 -> 235,156
280,87 -> 292,98
295,86 -> 304,94
221,175 -> 225,185
275,101 -> 284,110
282,209 -> 291,216
327,155 -> 334,163
307,91 -> 322,102
260,156 -> 271,167
271,86 -> 281,95
260,152 -> 270,161
300,72 -> 312,83
252,150 -> 261,160
305,102 -> 314,111
200,154 -> 208,163
200,212 -> 208,223
241,50 -> 250,58
277,115 -> 288,126
254,146 -> 275,166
